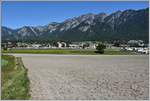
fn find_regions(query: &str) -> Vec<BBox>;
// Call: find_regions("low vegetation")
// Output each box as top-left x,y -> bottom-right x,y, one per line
1,55 -> 30,100
2,48 -> 136,55
104,48 -> 136,55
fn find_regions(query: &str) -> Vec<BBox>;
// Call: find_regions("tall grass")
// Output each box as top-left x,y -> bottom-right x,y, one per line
1,55 -> 30,100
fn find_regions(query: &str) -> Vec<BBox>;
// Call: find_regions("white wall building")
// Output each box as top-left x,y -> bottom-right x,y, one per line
32,44 -> 41,48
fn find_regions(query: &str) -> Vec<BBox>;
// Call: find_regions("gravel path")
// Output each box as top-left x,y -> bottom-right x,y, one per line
12,54 -> 149,100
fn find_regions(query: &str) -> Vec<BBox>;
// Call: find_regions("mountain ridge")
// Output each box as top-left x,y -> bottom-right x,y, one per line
2,8 -> 149,42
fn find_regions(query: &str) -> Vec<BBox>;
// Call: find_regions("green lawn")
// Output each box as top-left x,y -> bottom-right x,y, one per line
1,55 -> 30,100
2,48 -> 136,55
104,48 -> 136,55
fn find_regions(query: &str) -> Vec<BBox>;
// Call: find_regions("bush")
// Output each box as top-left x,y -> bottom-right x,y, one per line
96,43 -> 106,54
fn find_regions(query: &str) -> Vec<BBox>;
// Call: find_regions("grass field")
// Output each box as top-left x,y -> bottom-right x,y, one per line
2,48 -> 136,55
1,55 -> 30,100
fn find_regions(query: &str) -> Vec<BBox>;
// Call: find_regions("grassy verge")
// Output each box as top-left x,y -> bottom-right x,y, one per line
1,55 -> 30,100
104,48 -> 136,55
2,49 -> 136,55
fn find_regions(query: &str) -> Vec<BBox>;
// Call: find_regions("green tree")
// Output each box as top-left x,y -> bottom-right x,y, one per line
96,43 -> 106,54
82,43 -> 90,49
113,41 -> 120,47
3,44 -> 8,51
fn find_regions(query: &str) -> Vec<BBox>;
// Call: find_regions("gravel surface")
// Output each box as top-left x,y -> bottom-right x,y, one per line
12,54 -> 149,100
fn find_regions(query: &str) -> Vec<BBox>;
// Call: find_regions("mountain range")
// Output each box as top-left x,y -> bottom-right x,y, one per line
2,8 -> 149,42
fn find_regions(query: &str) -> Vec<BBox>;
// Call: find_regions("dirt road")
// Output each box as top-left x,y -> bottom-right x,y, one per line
12,54 -> 149,100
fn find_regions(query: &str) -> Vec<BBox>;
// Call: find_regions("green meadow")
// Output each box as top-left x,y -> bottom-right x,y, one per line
2,48 -> 136,55
1,55 -> 30,100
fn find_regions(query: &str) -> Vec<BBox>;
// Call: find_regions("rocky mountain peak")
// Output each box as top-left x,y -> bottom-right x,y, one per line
2,8 -> 148,42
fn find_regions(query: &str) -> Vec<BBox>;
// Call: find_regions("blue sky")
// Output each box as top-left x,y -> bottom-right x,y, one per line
2,1 -> 149,29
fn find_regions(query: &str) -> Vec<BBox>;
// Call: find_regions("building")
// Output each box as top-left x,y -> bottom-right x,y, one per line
57,42 -> 67,48
31,44 -> 41,48
128,40 -> 145,47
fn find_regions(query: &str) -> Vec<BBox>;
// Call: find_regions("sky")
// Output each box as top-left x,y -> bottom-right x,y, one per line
2,1 -> 149,29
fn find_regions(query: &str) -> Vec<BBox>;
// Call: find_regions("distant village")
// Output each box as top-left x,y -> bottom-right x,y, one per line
2,40 -> 149,54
